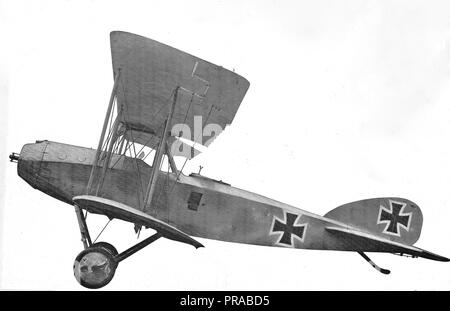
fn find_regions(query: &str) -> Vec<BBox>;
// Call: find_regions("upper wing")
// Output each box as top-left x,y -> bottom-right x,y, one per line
110,31 -> 250,158
73,195 -> 203,249
325,226 -> 449,261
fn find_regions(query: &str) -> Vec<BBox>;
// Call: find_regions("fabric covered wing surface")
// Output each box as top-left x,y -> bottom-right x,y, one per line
73,195 -> 204,249
110,31 -> 250,156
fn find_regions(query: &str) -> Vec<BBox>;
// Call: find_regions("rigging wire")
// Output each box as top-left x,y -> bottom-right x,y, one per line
130,137 -> 146,208
108,123 -> 160,171
120,80 -> 146,210
137,88 -> 181,211
163,94 -> 213,198
110,85 -> 178,172
87,97 -> 117,195
93,218 -> 112,243
153,88 -> 211,204
100,97 -> 117,153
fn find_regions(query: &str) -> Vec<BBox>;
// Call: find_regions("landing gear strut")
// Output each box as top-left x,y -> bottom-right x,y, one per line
73,205 -> 161,289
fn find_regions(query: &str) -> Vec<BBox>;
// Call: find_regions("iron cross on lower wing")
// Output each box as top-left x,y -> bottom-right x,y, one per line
271,212 -> 308,246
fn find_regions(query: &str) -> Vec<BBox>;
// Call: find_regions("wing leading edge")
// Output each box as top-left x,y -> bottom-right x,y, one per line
326,226 -> 449,262
73,195 -> 204,249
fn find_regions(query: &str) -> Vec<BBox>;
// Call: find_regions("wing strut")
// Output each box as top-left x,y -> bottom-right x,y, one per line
95,117 -> 121,195
358,252 -> 391,275
165,141 -> 178,175
86,70 -> 121,194
143,86 -> 179,211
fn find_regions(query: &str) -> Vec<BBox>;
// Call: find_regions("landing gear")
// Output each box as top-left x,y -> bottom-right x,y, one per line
73,205 -> 162,289
73,246 -> 117,289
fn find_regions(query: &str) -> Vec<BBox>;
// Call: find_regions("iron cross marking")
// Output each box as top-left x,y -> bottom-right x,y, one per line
377,200 -> 412,236
272,212 -> 307,246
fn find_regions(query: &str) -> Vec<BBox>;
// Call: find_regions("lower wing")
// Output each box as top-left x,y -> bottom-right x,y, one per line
73,195 -> 204,249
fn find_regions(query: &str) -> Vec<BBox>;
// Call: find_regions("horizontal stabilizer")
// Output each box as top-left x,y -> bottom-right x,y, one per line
326,226 -> 449,262
73,195 -> 203,249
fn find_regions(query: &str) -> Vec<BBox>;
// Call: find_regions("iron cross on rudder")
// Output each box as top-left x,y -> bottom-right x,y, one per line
378,200 -> 412,236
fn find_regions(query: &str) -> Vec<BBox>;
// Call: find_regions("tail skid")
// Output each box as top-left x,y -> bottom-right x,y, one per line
358,252 -> 390,275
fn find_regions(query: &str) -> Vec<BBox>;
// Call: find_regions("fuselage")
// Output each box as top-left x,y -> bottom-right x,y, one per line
17,140 -> 356,251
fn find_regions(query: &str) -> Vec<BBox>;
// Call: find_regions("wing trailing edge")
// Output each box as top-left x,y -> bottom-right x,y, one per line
73,195 -> 204,249
325,226 -> 449,262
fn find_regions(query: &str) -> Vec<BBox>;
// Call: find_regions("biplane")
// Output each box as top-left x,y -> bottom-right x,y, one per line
9,31 -> 449,288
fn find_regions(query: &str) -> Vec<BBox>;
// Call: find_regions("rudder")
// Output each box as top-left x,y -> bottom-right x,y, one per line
324,197 -> 423,245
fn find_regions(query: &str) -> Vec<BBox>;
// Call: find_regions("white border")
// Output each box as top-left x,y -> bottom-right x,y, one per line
270,211 -> 308,247
377,200 -> 412,237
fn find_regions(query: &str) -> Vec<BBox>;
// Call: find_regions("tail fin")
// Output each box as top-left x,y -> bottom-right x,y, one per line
324,198 -> 423,245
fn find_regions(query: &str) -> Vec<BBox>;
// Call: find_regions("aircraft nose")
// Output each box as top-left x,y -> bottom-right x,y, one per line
16,141 -> 48,185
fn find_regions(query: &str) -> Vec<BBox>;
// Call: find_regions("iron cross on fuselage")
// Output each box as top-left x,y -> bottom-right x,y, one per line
272,212 -> 307,246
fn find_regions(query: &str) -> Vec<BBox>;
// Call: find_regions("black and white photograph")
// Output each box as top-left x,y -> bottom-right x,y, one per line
1,0 -> 450,293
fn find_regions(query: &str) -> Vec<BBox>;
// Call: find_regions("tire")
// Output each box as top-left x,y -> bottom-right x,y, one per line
73,246 -> 117,289
91,241 -> 119,257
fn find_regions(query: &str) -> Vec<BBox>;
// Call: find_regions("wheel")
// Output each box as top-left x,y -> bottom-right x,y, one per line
91,242 -> 119,257
73,246 -> 118,289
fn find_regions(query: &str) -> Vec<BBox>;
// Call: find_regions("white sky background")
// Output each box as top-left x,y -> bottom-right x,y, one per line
1,0 -> 450,290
